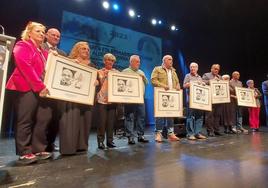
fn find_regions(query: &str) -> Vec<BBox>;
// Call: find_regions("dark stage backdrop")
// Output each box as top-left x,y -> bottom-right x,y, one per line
0,0 -> 182,134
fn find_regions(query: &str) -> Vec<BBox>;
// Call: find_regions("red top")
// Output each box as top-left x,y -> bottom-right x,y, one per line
6,40 -> 48,92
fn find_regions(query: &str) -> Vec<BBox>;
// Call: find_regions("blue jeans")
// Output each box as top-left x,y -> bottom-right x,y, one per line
155,118 -> 174,134
186,108 -> 203,137
124,104 -> 146,138
236,106 -> 243,129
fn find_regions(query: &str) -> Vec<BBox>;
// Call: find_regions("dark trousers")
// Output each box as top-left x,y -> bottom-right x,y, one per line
46,100 -> 59,151
205,104 -> 222,133
59,102 -> 92,155
124,104 -> 146,138
14,91 -> 52,155
96,103 -> 116,144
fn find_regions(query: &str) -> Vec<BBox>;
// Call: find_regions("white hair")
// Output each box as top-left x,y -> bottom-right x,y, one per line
162,55 -> 172,64
129,55 -> 140,63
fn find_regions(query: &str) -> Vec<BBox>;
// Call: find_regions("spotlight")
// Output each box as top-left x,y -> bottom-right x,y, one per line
137,15 -> 141,18
128,9 -> 135,17
102,1 -> 110,9
171,25 -> 176,31
151,19 -> 157,25
158,20 -> 162,25
113,3 -> 119,11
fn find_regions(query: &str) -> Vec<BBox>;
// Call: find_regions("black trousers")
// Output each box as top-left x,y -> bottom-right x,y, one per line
205,104 -> 222,133
45,100 -> 59,151
96,103 -> 116,144
14,91 -> 53,155
59,102 -> 92,155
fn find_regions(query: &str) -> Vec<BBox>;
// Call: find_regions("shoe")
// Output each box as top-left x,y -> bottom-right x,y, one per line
128,137 -> 136,145
188,135 -> 197,140
231,127 -> 237,134
138,136 -> 149,143
256,128 -> 259,132
168,133 -> 180,141
98,142 -> 105,150
214,132 -> 223,136
155,132 -> 163,143
76,149 -> 87,155
17,154 -> 37,165
35,152 -> 52,160
195,134 -> 207,139
107,142 -> 116,148
207,131 -> 215,137
240,127 -> 249,134
53,144 -> 59,151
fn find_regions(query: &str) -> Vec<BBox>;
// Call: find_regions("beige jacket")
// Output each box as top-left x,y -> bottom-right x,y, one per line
151,66 -> 180,89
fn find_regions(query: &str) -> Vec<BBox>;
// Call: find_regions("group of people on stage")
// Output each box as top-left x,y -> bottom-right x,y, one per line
6,21 -> 265,165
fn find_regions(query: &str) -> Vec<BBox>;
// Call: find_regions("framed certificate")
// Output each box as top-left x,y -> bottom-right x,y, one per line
235,87 -> 257,107
154,87 -> 183,117
108,71 -> 144,103
210,80 -> 230,104
44,53 -> 97,105
189,82 -> 212,111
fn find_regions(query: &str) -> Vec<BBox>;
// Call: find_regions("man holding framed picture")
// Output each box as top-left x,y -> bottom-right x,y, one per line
202,64 -> 223,137
183,62 -> 207,140
123,55 -> 149,145
151,55 -> 181,142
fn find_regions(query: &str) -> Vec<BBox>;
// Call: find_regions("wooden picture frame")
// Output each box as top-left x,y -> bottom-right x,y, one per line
108,71 -> 144,103
154,87 -> 183,117
44,53 -> 97,105
210,80 -> 230,104
189,82 -> 212,111
235,87 -> 257,107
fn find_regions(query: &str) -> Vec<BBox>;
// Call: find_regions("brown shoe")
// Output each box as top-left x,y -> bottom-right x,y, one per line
195,134 -> 207,139
168,133 -> 180,141
240,128 -> 249,134
155,132 -> 163,143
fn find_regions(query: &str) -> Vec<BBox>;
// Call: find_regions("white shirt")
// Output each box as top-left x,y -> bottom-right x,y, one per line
167,69 -> 173,89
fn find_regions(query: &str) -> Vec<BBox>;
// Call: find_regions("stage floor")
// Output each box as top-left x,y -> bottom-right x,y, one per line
1,127 -> 268,188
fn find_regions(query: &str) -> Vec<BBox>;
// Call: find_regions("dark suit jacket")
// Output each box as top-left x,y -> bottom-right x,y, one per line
262,80 -> 268,96
42,42 -> 67,56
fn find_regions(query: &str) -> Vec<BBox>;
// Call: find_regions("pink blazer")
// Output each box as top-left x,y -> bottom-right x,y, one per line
6,40 -> 48,92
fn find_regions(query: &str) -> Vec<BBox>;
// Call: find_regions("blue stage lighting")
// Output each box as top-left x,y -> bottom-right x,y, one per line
113,3 -> 119,11
158,20 -> 162,25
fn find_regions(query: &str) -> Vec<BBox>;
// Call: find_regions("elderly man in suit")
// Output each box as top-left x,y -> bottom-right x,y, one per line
42,28 -> 66,152
202,64 -> 223,137
43,28 -> 66,56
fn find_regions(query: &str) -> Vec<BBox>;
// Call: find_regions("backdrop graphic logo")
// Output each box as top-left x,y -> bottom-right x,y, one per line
60,11 -> 162,124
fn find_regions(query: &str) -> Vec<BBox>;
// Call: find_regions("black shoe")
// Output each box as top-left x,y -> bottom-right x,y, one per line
107,142 -> 116,148
214,132 -> 223,136
35,152 -> 53,160
98,142 -> 105,150
128,137 -> 136,145
138,136 -> 149,143
76,149 -> 87,155
17,154 -> 37,165
208,132 -> 215,137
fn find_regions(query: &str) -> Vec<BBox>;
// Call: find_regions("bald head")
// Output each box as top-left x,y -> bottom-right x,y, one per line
232,71 -> 240,80
162,55 -> 173,69
46,28 -> 61,47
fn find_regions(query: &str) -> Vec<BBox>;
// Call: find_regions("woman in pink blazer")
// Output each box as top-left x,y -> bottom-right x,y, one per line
6,21 -> 52,165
